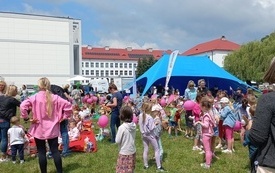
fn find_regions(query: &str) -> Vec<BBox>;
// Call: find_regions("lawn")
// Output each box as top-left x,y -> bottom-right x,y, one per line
0,121 -> 250,173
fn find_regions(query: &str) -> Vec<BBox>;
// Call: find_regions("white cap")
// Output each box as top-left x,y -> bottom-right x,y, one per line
220,97 -> 229,103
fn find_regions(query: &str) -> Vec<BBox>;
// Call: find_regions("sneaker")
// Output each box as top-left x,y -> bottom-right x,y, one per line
20,160 -> 24,164
156,166 -> 166,172
215,144 -> 222,149
144,165 -> 149,169
12,161 -> 16,164
0,158 -> 9,163
199,150 -> 205,155
221,145 -> 227,150
222,149 -> 232,154
192,146 -> 202,151
200,163 -> 210,169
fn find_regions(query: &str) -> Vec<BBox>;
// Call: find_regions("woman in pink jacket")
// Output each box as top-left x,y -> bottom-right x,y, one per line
20,77 -> 72,173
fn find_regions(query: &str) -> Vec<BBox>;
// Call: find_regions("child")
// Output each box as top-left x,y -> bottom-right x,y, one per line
192,94 -> 203,151
194,98 -> 215,169
152,108 -> 164,162
7,116 -> 25,164
138,102 -> 166,172
115,106 -> 136,173
68,120 -> 80,141
167,101 -> 178,137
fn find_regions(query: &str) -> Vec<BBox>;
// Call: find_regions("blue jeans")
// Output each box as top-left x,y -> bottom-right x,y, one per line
0,119 -> 10,154
110,110 -> 120,143
60,120 -> 69,155
11,144 -> 24,161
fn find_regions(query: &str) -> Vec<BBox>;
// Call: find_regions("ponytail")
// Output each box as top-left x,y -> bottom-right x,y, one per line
45,89 -> 53,118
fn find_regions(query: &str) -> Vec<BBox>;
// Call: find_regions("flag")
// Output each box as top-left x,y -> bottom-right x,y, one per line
164,50 -> 179,94
132,66 -> 137,98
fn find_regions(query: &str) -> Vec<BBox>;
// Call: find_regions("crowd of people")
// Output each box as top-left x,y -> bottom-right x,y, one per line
0,57 -> 275,173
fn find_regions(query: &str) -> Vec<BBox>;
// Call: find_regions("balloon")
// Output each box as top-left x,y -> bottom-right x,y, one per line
183,100 -> 195,110
167,94 -> 175,105
87,98 -> 93,104
160,98 -> 166,107
97,115 -> 109,128
82,97 -> 88,103
132,115 -> 138,124
92,96 -> 98,102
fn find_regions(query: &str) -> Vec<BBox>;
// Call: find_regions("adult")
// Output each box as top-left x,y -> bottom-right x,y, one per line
0,85 -> 21,162
249,57 -> 275,173
230,87 -> 244,107
20,77 -> 72,173
197,79 -> 208,95
70,85 -> 82,105
106,83 -> 123,143
20,84 -> 29,101
0,80 -> 7,96
184,80 -> 197,101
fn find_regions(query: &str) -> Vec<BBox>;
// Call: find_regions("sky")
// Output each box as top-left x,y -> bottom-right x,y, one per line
1,0 -> 275,52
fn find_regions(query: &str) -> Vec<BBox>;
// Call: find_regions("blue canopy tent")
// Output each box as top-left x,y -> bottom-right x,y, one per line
133,54 -> 251,96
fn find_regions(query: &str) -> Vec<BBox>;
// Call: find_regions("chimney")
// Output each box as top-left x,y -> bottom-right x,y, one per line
126,47 -> 132,51
147,48 -> 153,52
105,46 -> 110,50
221,36 -> 226,40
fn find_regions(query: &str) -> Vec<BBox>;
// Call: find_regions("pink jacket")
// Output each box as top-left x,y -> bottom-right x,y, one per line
20,91 -> 72,140
192,102 -> 201,122
200,113 -> 214,137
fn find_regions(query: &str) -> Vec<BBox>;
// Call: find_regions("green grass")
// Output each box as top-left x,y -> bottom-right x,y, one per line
0,121 -> 250,173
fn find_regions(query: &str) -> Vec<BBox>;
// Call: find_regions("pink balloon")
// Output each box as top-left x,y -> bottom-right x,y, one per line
97,115 -> 109,128
183,100 -> 195,110
87,98 -> 93,104
82,97 -> 88,103
160,98 -> 166,107
167,94 -> 175,105
92,96 -> 98,102
132,115 -> 138,124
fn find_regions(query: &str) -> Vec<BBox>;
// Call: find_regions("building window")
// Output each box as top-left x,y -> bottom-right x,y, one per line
100,63 -> 104,68
91,62 -> 94,68
129,71 -> 133,76
86,80 -> 89,83
134,63 -> 137,68
124,71 -> 128,76
96,70 -> 99,76
110,70 -> 114,76
105,70 -> 109,76
85,62 -> 89,68
95,62 -> 99,68
115,63 -> 118,68
124,63 -> 127,68
101,70 -> 104,76
106,63 -> 109,68
120,63 -> 123,68
82,70 -> 84,75
129,63 -> 132,69
110,63 -> 114,68
85,70 -> 89,75
91,70 -> 94,76
120,70 -> 123,75
82,62 -> 84,67
115,70 -> 118,75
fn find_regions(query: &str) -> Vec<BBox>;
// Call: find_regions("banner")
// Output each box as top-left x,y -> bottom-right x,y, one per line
164,50 -> 179,94
132,66 -> 137,98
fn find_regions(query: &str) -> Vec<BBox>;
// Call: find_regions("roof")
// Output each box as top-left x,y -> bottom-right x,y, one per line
82,46 -> 173,61
0,11 -> 77,20
183,36 -> 240,55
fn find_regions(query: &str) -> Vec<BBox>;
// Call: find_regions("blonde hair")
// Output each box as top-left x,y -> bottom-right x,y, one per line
187,80 -> 196,89
5,85 -> 18,97
263,57 -> 275,83
10,116 -> 20,125
0,80 -> 7,94
38,77 -> 53,118
141,101 -> 152,124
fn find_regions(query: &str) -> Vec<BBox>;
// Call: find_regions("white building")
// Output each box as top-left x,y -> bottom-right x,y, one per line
0,12 -> 81,86
183,36 -> 240,67
81,46 -> 171,90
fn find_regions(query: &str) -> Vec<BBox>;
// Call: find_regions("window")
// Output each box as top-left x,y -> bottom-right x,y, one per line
120,63 -> 123,68
91,62 -> 94,68
120,70 -> 123,75
124,71 -> 128,76
115,63 -> 118,68
85,70 -> 89,75
110,70 -> 114,76
96,70 -> 99,76
105,63 -> 109,68
129,71 -> 133,76
124,63 -> 127,68
105,70 -> 109,76
134,63 -> 137,68
90,70 -> 94,76
95,62 -> 99,68
86,80 -> 89,83
110,63 -> 114,68
82,62 -> 84,67
101,70 -> 104,76
85,62 -> 89,68
129,63 -> 132,68
115,70 -> 118,75
82,70 -> 84,75
100,63 -> 104,68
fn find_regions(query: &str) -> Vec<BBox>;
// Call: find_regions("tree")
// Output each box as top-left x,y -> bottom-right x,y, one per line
224,31 -> 275,83
136,55 -> 157,78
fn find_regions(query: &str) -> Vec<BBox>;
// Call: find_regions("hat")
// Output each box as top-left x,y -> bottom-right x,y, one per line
220,97 -> 229,103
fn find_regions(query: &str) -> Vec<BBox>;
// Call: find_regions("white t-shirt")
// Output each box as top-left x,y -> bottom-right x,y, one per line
68,127 -> 80,141
8,125 -> 25,146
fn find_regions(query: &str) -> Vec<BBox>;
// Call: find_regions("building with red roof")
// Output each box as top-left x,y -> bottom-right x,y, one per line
81,46 -> 172,90
183,36 -> 240,67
